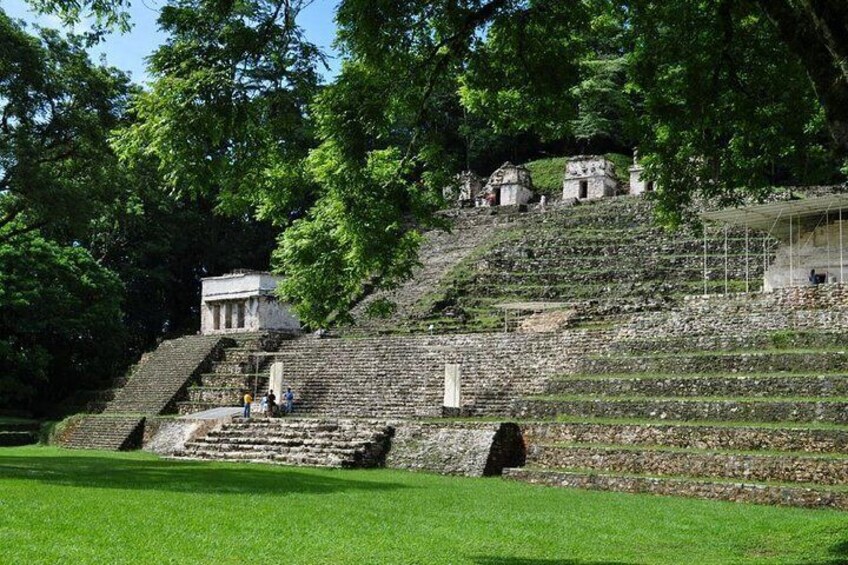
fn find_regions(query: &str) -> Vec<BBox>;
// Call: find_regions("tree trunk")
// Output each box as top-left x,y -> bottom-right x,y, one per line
757,0 -> 848,155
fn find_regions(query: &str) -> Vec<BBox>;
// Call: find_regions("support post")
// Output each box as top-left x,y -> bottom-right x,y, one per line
790,215 -> 794,287
703,226 -> 708,295
745,227 -> 749,293
724,226 -> 729,295
841,208 -> 845,283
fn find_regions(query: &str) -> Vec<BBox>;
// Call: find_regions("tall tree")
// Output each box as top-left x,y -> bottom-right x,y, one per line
113,0 -> 323,223
0,12 -> 131,244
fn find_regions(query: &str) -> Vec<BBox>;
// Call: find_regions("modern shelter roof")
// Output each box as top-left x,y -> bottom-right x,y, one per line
701,193 -> 848,237
495,301 -> 572,311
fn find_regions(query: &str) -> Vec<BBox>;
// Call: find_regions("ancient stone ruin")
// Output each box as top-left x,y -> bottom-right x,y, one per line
562,155 -> 619,201
443,171 -> 485,205
628,153 -> 656,196
484,162 -> 534,206
200,271 -> 300,335
58,183 -> 848,512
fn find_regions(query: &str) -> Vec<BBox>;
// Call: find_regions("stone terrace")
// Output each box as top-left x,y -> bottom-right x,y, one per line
349,196 -> 774,335
504,284 -> 848,510
172,418 -> 394,468
262,330 -> 608,418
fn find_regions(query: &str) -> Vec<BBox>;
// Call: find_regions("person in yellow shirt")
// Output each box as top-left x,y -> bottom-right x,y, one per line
243,392 -> 253,418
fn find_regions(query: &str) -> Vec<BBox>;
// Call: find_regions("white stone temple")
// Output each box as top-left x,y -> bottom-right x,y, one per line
200,271 -> 300,335
628,154 -> 656,196
485,162 -> 534,206
562,156 -> 619,202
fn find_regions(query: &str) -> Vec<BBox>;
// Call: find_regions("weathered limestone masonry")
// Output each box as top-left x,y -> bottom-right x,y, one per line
505,282 -> 848,510
350,205 -> 541,332
61,335 -> 232,450
618,283 -> 848,341
354,196 -> 768,335
176,333 -> 292,415
385,422 -> 524,476
264,330 -> 607,419
503,469 -> 848,511
172,418 -> 394,468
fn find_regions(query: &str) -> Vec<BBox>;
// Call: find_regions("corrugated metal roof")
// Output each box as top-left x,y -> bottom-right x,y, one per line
701,194 -> 848,236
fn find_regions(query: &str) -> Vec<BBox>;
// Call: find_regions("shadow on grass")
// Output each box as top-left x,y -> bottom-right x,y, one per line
0,454 -> 405,496
473,558 -> 638,565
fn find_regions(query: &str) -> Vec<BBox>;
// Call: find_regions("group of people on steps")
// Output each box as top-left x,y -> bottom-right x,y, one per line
242,388 -> 294,418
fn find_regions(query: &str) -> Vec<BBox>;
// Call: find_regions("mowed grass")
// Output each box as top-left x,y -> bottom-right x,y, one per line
2,447 -> 848,564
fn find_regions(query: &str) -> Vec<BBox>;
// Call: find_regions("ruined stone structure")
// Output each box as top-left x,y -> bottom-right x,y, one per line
562,155 -> 619,201
200,271 -> 300,335
58,186 -> 848,509
484,162 -> 534,206
443,171 -> 485,204
628,155 -> 655,196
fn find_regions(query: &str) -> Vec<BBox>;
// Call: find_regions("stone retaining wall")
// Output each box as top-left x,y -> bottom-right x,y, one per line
503,468 -> 848,511
385,422 -> 525,476
519,422 -> 848,454
269,330 -> 609,418
527,445 -> 848,485
514,398 -> 848,423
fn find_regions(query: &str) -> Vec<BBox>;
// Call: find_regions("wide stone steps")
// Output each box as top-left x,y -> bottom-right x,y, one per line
171,418 -> 394,468
514,396 -> 848,423
526,443 -> 848,486
545,373 -> 848,397
62,416 -> 145,450
575,350 -> 848,375
104,335 -> 227,414
519,421 -> 848,454
502,468 -> 848,511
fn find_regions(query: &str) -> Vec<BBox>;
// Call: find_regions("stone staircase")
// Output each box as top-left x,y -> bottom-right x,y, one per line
264,330 -> 606,419
349,197 -> 776,335
61,415 -> 146,451
0,420 -> 40,447
172,417 -> 394,468
505,325 -> 848,510
350,206 -> 535,333
61,334 -> 232,450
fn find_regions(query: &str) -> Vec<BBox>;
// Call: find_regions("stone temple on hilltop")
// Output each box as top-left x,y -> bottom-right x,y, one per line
562,155 -> 620,202
484,162 -> 534,206
200,271 -> 300,334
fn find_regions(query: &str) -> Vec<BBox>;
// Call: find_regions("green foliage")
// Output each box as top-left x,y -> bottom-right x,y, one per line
524,157 -> 566,195
0,229 -> 125,409
0,12 -> 131,243
364,298 -> 398,320
112,0 -> 322,223
24,0 -> 131,34
630,0 -> 841,225
4,447 -> 848,564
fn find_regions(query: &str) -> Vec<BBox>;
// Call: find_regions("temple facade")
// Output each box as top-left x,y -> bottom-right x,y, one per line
200,271 -> 300,335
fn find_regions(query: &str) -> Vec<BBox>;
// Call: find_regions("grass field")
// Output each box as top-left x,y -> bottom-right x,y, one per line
2,446 -> 848,564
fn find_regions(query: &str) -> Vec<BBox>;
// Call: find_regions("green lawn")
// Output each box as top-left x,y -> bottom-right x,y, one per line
2,447 -> 848,564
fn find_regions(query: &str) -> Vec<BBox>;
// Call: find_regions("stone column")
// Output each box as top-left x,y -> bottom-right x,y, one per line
444,364 -> 461,416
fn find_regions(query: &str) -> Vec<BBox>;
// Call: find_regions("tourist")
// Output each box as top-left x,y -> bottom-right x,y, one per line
809,269 -> 820,286
540,194 -> 547,208
284,387 -> 294,415
243,392 -> 253,418
260,393 -> 268,414
266,389 -> 276,417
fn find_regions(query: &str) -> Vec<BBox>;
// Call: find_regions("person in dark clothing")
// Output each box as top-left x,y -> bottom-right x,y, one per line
266,390 -> 276,417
